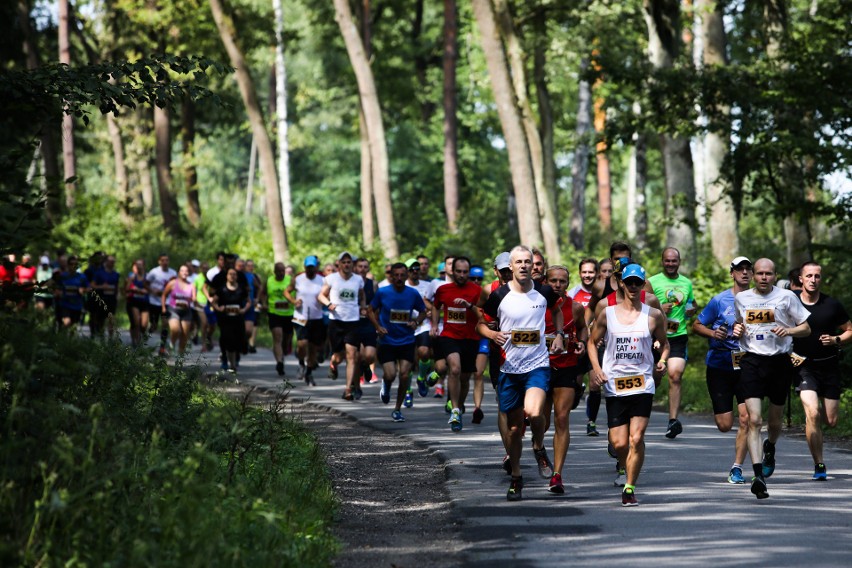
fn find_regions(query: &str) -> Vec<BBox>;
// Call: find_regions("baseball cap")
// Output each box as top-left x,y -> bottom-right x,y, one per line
304,255 -> 319,267
337,251 -> 353,261
438,262 -> 446,273
191,259 -> 201,267
470,266 -> 485,278
621,264 -> 646,282
613,257 -> 634,273
494,252 -> 511,270
405,258 -> 420,270
730,256 -> 752,270
40,255 -> 50,265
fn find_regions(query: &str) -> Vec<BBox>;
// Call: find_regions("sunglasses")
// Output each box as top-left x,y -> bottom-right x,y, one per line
623,278 -> 644,287
470,277 -> 483,282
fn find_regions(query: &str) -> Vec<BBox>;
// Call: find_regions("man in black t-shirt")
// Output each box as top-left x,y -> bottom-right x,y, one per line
793,262 -> 852,481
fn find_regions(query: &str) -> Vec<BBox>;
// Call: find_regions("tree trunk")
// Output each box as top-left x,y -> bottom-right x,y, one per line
644,0 -> 696,269
132,109 -> 155,213
334,0 -> 398,258
359,106 -> 375,246
442,0 -> 459,233
19,0 -> 61,222
154,104 -> 181,234
570,60 -> 592,251
273,0 -> 292,226
246,136 -> 256,215
209,0 -> 289,261
593,92 -> 612,233
627,127 -> 649,250
533,8 -> 557,225
181,97 -> 201,226
493,0 -> 558,260
59,0 -> 77,209
106,113 -> 131,222
698,0 -> 737,264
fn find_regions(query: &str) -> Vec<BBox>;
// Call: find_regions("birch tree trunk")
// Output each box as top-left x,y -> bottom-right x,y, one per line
492,0 -> 559,261
643,0 -> 697,268
210,0 -> 289,261
106,113 -> 130,222
154,104 -> 181,234
442,0 -> 460,233
334,0 -> 398,258
627,127 -> 649,250
472,0 -> 542,248
698,0 -> 738,264
273,0 -> 292,226
59,0 -> 77,209
359,107 -> 375,246
570,61 -> 592,251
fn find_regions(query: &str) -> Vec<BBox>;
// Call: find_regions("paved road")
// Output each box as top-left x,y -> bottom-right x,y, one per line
186,345 -> 851,567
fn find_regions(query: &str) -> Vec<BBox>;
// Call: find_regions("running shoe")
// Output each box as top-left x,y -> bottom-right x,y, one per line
750,475 -> 769,499
445,399 -> 453,414
434,383 -> 445,397
416,376 -> 429,397
507,476 -> 523,502
328,362 -> 338,380
586,421 -> 599,437
449,409 -> 462,432
621,487 -> 638,507
380,381 -> 390,404
762,439 -> 776,478
548,472 -> 564,495
220,360 -> 229,372
813,463 -> 827,481
353,386 -> 363,400
502,455 -> 512,475
426,371 -> 441,387
728,466 -> 745,484
306,371 -> 315,386
665,418 -> 683,439
159,346 -> 168,357
297,362 -> 306,379
607,442 -> 618,459
391,410 -> 405,422
276,361 -> 285,377
248,345 -> 257,354
364,366 -> 374,383
342,388 -> 354,401
403,390 -> 413,408
472,407 -> 484,424
614,467 -> 626,487
533,447 -> 554,479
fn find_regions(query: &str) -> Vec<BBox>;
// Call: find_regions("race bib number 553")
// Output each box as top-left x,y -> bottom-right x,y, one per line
614,375 -> 645,393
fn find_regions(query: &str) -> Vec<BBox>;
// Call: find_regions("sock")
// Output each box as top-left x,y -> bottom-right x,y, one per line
753,463 -> 763,477
624,483 -> 635,492
732,463 -> 742,469
586,390 -> 601,422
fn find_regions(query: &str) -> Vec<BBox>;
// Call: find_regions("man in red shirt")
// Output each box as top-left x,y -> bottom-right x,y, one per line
431,256 -> 486,432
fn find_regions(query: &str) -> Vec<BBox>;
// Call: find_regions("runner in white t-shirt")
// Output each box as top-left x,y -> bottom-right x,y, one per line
146,253 -> 177,355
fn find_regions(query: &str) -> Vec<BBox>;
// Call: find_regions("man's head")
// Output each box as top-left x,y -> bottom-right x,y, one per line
753,258 -> 776,294
354,257 -> 370,277
224,253 -> 237,269
546,265 -> 570,296
469,265 -> 485,285
509,245 -> 533,285
405,258 -> 421,282
444,255 -> 455,282
216,252 -> 226,268
389,262 -> 408,290
609,241 -> 632,262
787,267 -> 803,291
800,261 -> 821,294
579,258 -> 598,287
620,264 -> 647,300
494,252 -> 512,284
337,252 -> 354,275
104,255 -> 116,270
274,262 -> 286,279
245,260 -> 256,273
729,256 -> 753,288
451,256 -> 471,286
304,255 -> 319,277
531,248 -> 547,283
158,253 -> 170,269
661,247 -> 681,277
235,258 -> 246,272
417,254 -> 430,276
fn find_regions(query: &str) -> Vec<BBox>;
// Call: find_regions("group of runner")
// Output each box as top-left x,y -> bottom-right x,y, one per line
3,242 -> 849,506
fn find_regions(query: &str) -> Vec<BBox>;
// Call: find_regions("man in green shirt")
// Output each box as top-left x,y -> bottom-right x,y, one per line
261,262 -> 296,378
649,247 -> 696,439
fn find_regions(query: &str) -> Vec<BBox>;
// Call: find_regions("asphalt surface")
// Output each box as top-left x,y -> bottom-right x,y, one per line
186,343 -> 851,567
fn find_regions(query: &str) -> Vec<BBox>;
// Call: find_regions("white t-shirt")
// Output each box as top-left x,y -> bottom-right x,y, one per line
206,266 -> 221,281
601,304 -> 655,397
294,272 -> 325,322
146,267 -> 177,307
407,278 -> 434,335
735,286 -> 811,356
324,272 -> 365,322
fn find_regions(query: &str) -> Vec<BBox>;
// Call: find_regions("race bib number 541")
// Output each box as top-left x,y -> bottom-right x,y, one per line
746,309 -> 775,324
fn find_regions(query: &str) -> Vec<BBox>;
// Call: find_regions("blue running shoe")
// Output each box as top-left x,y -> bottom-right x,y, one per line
379,381 -> 390,404
728,466 -> 745,484
403,390 -> 413,408
761,439 -> 776,478
416,377 -> 429,397
449,409 -> 462,432
426,371 -> 441,387
391,410 -> 405,422
813,463 -> 827,481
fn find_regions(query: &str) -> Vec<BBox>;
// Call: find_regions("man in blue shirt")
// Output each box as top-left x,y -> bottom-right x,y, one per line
56,255 -> 89,330
368,262 -> 427,422
692,256 -> 753,484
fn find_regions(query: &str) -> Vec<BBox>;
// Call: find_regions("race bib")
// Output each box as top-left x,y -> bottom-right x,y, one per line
225,304 -> 240,315
446,307 -> 467,324
175,300 -> 189,309
389,309 -> 410,323
293,316 -> 307,327
274,301 -> 290,310
511,329 -> 540,347
614,374 -> 645,394
666,318 -> 681,334
338,289 -> 356,302
731,351 -> 745,370
103,287 -> 116,296
790,352 -> 807,368
746,309 -> 775,324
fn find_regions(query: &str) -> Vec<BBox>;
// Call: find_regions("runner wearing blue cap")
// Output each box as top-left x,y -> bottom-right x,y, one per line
288,255 -> 327,383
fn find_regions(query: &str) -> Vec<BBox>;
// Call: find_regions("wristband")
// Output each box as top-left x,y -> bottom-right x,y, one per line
659,359 -> 667,365
836,336 -> 841,345
556,331 -> 565,338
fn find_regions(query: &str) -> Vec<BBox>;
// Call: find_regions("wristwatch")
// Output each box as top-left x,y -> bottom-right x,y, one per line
836,336 -> 841,345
